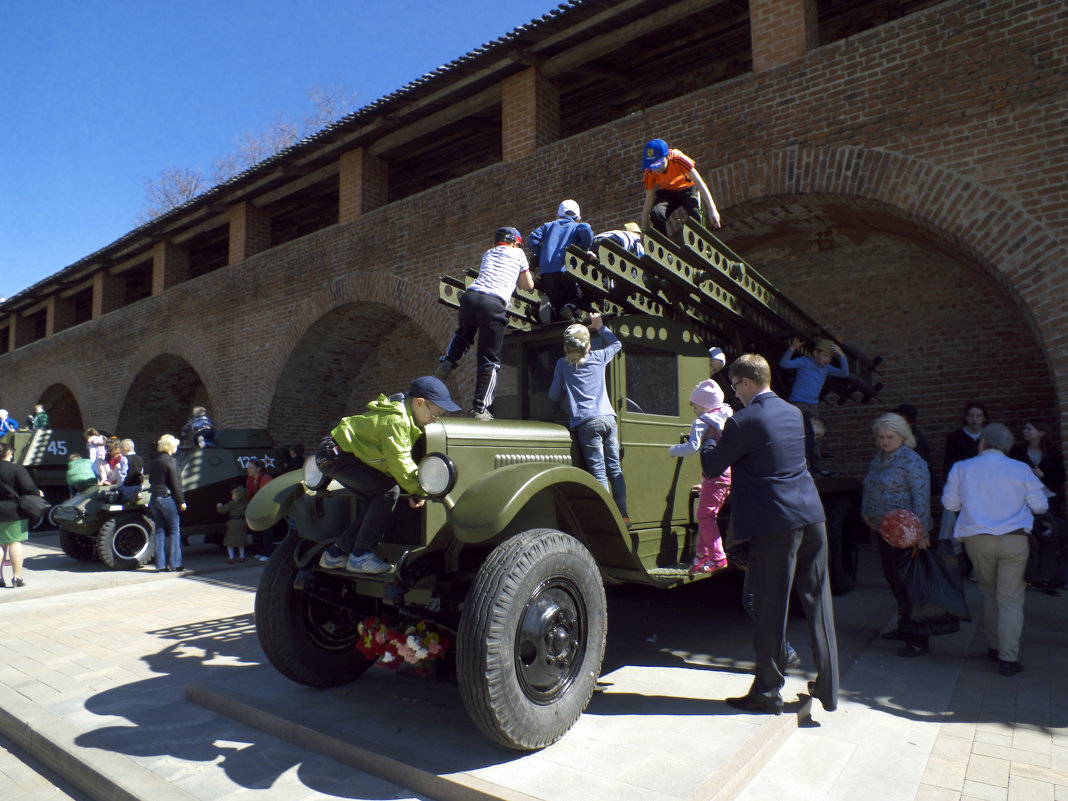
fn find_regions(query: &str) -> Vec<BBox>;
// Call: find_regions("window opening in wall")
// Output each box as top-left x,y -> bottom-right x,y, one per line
270,177 -> 339,248
123,261 -> 153,304
625,342 -> 678,417
187,227 -> 229,279
72,287 -> 93,325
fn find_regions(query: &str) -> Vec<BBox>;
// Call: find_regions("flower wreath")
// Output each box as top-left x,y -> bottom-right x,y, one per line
355,618 -> 451,675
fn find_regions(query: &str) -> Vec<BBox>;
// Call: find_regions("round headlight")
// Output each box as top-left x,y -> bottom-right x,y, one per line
302,454 -> 330,491
418,452 -> 457,498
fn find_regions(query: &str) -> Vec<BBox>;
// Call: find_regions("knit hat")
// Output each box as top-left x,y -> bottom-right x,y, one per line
623,221 -> 641,233
690,379 -> 724,411
558,199 -> 580,220
707,347 -> 726,367
815,338 -> 835,354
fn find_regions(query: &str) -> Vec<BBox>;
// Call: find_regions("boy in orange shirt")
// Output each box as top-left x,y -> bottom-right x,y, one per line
639,138 -> 721,233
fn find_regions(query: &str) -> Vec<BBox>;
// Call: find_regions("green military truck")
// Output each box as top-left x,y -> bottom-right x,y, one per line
248,222 -> 876,750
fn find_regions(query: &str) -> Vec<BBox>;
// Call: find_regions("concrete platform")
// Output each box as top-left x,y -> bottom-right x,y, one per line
2,531 -> 1066,800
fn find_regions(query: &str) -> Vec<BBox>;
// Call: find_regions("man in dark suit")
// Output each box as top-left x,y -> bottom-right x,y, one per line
701,353 -> 839,714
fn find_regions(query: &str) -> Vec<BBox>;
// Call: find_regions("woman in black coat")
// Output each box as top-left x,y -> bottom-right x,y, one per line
0,440 -> 41,587
1010,419 -> 1065,516
149,434 -> 187,572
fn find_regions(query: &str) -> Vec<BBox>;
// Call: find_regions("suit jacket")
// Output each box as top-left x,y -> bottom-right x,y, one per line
700,390 -> 824,537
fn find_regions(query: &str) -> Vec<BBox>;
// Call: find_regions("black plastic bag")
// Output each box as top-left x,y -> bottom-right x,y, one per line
898,540 -> 971,637
1026,514 -> 1068,588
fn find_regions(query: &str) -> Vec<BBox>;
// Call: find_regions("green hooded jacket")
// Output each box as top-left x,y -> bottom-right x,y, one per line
330,395 -> 423,495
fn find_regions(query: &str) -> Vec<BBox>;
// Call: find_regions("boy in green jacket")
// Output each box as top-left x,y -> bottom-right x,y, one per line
316,376 -> 460,574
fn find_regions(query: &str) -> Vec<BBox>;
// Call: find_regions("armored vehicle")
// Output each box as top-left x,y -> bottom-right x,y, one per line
248,222 -> 878,750
53,429 -> 278,569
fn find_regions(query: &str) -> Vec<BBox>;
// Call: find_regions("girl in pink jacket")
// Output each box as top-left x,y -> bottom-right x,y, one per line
669,380 -> 732,573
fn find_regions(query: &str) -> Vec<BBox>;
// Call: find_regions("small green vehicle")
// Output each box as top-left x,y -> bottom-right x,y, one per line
53,429 -> 278,569
248,224 -> 874,751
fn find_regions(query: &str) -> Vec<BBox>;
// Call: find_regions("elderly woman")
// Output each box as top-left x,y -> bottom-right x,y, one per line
862,412 -> 933,657
149,434 -> 186,572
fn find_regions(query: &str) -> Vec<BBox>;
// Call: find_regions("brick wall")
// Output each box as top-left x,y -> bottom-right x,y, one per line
0,0 -> 1064,478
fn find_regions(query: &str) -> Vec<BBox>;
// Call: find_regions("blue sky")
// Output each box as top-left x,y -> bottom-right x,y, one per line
0,0 -> 560,299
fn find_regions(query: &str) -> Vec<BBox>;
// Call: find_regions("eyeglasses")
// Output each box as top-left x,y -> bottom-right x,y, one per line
730,379 -> 744,391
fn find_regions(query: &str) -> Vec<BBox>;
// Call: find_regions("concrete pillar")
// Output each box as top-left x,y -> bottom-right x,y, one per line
152,241 -> 190,296
339,148 -> 389,223
750,0 -> 818,73
501,67 -> 560,163
229,201 -> 272,264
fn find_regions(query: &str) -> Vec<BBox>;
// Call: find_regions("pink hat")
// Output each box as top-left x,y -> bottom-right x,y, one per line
690,379 -> 723,411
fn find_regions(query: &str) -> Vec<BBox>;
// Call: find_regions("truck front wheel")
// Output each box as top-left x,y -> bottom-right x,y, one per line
96,513 -> 154,569
254,535 -> 374,687
458,529 -> 607,750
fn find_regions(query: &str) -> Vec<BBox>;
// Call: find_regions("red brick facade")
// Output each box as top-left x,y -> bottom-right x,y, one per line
0,0 -> 1064,486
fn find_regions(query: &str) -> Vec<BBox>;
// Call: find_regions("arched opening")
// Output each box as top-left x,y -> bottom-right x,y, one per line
117,354 -> 212,448
267,302 -> 441,454
37,383 -> 83,430
721,193 -> 1056,484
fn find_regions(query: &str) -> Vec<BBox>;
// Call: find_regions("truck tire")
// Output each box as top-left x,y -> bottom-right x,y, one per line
457,528 -> 607,750
826,496 -> 859,596
96,513 -> 154,569
59,528 -> 96,562
254,535 -> 374,687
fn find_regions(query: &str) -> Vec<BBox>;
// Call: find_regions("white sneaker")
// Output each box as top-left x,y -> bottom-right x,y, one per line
346,552 -> 392,574
318,549 -> 346,569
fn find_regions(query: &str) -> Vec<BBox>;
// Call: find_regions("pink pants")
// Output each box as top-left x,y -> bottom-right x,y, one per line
696,473 -> 730,563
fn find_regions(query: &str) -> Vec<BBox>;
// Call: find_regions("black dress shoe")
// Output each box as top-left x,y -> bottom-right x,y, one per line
726,693 -> 783,715
999,660 -> 1023,677
807,681 -> 838,712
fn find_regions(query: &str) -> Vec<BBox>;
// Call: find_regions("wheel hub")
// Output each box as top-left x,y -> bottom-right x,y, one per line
515,579 -> 586,703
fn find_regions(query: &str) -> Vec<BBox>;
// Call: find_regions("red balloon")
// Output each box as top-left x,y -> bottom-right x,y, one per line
880,509 -> 924,549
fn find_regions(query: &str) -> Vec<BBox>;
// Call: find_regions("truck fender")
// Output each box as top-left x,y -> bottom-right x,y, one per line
449,463 -> 617,543
246,470 -> 305,531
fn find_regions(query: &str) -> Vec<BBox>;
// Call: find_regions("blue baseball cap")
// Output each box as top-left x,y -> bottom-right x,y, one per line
408,376 -> 461,412
642,138 -> 669,169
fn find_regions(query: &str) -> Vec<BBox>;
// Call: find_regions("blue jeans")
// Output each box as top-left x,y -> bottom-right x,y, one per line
151,495 -> 182,569
574,415 -> 627,517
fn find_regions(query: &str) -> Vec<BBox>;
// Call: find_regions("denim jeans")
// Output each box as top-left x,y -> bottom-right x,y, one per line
574,415 -> 627,516
316,446 -> 400,554
151,495 -> 182,569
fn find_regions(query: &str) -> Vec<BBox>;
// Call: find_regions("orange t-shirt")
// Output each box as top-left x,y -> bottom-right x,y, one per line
642,149 -> 696,192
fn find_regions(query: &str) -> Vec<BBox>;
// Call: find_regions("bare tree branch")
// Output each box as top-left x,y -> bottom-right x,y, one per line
139,82 -> 360,221
136,166 -> 206,224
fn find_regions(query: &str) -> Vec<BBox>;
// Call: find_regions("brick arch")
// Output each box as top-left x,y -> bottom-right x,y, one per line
122,330 -> 221,416
24,366 -> 92,429
710,144 -> 1068,393
712,146 -> 1067,284
257,272 -> 453,449
251,271 -> 453,408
